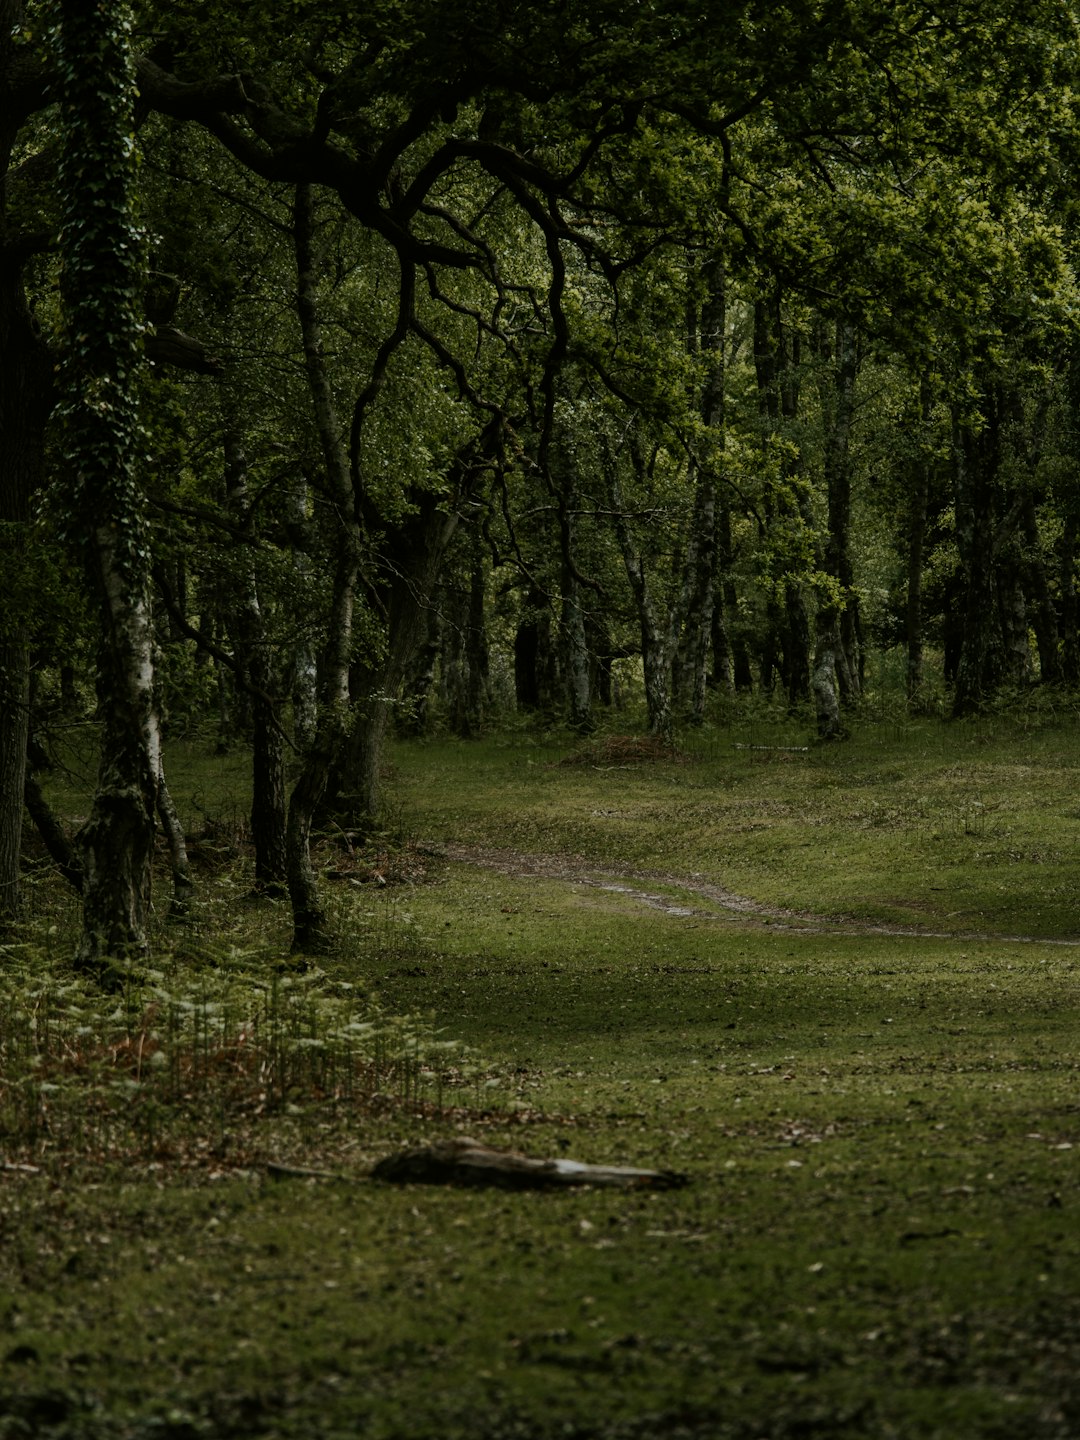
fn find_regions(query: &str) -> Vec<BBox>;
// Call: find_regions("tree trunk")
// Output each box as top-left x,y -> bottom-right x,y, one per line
288,183 -> 361,952
672,472 -> 715,724
609,437 -> 672,741
783,580 -> 812,708
1059,511 -> 1080,687
754,295 -> 811,709
57,0 -> 160,980
400,601 -> 440,736
905,383 -> 933,707
951,406 -> 999,717
75,532 -> 162,979
337,490 -> 459,824
223,425 -> 287,888
812,619 -> 844,741
674,253 -> 725,723
465,532 -> 491,729
156,765 -> 192,919
820,318 -> 861,704
1019,493 -> 1061,685
24,774 -> 84,894
561,571 -> 594,735
0,636 -> 30,924
514,588 -> 559,714
711,498 -> 753,693
995,548 -> 1032,688
0,58 -> 53,921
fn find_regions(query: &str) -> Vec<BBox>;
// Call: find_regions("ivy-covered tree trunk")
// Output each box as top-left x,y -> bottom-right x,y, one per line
57,0 -> 160,979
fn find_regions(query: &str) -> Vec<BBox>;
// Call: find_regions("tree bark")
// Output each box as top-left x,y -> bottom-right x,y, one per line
156,765 -> 192,919
440,528 -> 491,739
75,530 -> 162,979
819,318 -> 861,704
561,570 -> 594,736
1019,492 -> 1061,686
514,587 -> 559,714
994,544 -> 1032,689
23,774 -> 83,894
904,383 -> 933,707
288,182 -> 361,952
57,0 -> 160,980
610,436 -> 672,741
222,424 -> 287,889
754,295 -> 811,709
336,490 -> 458,824
811,621 -> 844,740
674,253 -> 725,723
289,477 -> 319,752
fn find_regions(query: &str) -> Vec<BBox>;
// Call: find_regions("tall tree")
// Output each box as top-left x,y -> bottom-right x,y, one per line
55,0 -> 160,978
0,0 -> 53,922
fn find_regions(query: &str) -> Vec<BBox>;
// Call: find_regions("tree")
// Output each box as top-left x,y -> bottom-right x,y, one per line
54,0 -> 160,978
0,0 -> 54,922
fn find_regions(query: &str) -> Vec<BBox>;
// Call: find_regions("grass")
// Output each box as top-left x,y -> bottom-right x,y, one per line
2,705 -> 1080,1437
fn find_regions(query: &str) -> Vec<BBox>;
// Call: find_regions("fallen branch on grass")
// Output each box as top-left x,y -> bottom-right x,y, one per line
370,1137 -> 689,1190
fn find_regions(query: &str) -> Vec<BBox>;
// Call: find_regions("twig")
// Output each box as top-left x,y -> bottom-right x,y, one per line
265,1159 -> 355,1182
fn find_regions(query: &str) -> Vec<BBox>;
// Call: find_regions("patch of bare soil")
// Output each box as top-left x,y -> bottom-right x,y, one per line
438,841 -> 1080,946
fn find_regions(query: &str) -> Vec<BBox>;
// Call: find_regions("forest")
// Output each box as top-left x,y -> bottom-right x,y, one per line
3,7 -> 1080,1437
3,0 -> 1080,961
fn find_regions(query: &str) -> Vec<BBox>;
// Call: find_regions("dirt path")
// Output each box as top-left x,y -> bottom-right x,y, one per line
438,841 -> 1080,947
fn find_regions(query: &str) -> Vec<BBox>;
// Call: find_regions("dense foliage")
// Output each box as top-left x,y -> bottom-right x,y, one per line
3,0 -> 1080,954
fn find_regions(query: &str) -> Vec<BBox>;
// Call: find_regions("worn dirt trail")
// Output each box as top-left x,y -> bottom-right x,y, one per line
439,841 -> 1080,948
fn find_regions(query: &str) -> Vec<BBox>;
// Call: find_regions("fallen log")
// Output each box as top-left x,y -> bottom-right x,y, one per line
370,1137 -> 689,1191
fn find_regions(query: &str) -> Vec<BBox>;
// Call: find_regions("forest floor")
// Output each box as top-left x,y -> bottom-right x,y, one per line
2,710 -> 1080,1438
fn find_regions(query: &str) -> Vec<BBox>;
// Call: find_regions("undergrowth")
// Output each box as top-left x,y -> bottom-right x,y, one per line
0,935 -> 495,1175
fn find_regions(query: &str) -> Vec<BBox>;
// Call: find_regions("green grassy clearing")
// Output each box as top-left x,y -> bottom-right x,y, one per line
2,712 -> 1080,1437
